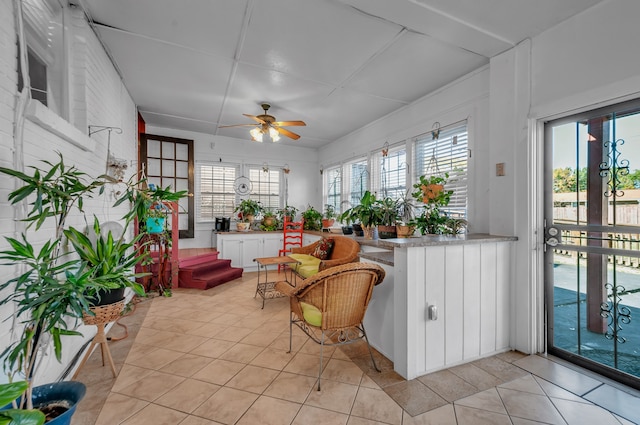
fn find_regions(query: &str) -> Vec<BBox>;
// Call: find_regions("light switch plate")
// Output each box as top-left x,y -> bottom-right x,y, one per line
496,162 -> 505,176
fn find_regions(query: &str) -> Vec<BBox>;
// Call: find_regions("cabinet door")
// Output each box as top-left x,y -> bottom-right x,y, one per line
221,238 -> 243,268
262,234 -> 283,257
303,233 -> 322,246
241,236 -> 263,268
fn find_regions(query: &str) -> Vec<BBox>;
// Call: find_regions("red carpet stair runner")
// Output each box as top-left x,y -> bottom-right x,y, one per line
178,252 -> 243,290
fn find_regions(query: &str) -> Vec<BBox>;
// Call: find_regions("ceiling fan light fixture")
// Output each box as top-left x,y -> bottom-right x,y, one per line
250,127 -> 263,142
268,127 -> 280,142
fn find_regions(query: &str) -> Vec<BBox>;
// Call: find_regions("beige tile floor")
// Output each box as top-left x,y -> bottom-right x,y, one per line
71,272 -> 640,425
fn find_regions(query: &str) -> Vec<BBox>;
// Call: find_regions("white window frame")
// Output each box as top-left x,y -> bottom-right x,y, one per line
343,157 -> 369,208
19,0 -> 68,119
323,165 -> 342,214
371,143 -> 408,200
197,163 -> 239,221
247,165 -> 283,213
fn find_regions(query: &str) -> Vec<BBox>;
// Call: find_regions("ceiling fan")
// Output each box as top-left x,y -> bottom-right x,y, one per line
220,103 -> 306,141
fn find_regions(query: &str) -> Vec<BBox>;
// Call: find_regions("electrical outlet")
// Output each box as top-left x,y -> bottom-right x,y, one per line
496,162 -> 505,176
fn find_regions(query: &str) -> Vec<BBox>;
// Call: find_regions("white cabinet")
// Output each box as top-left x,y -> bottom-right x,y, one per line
303,233 -> 322,246
218,232 -> 284,270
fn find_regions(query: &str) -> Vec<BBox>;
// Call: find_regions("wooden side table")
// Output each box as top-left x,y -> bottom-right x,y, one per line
254,256 -> 299,309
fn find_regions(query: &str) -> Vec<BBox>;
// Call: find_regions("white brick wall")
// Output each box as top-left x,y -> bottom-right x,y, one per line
0,0 -> 139,384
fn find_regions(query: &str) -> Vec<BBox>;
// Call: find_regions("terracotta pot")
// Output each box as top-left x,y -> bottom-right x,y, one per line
322,218 -> 335,228
263,216 -> 276,227
396,225 -> 416,238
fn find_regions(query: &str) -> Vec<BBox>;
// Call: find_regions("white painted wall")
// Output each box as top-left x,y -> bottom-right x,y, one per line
0,1 -> 138,384
145,126 -> 319,249
490,0 -> 640,355
318,66 -> 491,233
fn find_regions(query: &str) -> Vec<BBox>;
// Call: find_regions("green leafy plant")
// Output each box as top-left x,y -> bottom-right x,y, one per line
375,197 -> 399,227
115,180 -> 188,233
0,381 -> 44,425
0,155 -> 124,411
411,174 -> 466,235
323,204 -> 336,220
301,205 -> 323,231
338,191 -> 381,228
396,189 -> 416,225
277,205 -> 298,222
260,210 -> 278,231
234,199 -> 262,222
64,216 -> 147,298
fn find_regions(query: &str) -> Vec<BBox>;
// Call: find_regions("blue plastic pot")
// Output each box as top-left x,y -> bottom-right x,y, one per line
146,217 -> 165,234
3,381 -> 86,425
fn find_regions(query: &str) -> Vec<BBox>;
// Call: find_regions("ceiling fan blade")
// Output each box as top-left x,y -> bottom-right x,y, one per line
273,120 -> 306,127
243,114 -> 266,124
219,124 -> 257,128
276,126 -> 300,140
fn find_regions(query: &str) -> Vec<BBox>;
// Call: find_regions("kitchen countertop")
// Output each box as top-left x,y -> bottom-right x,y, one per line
359,250 -> 394,266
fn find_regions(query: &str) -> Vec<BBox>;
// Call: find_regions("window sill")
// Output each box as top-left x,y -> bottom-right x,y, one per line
25,100 -> 95,152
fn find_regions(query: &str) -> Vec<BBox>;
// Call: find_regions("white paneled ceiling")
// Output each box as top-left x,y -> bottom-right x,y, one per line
81,0 -> 604,148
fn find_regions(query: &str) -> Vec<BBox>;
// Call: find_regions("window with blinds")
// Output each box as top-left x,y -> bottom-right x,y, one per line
18,0 -> 66,117
371,145 -> 407,200
248,167 -> 281,212
198,164 -> 237,220
344,158 -> 369,207
324,166 -> 342,214
413,123 -> 468,217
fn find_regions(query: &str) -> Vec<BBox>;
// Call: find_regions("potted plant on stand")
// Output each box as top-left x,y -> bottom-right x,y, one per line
234,199 -> 262,231
321,204 -> 336,229
0,155 -> 145,424
301,205 -> 323,231
412,174 -> 467,235
122,183 -> 187,235
375,197 -> 399,239
338,191 -> 381,239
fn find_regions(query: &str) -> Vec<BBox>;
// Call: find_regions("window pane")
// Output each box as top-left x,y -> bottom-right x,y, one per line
199,164 -> 237,220
248,167 -> 281,212
346,159 -> 368,207
162,141 -> 175,159
377,147 -> 406,200
325,166 -> 342,214
21,0 -> 65,117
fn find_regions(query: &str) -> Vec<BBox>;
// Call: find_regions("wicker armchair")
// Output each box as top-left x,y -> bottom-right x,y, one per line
275,262 -> 385,390
290,235 -> 360,275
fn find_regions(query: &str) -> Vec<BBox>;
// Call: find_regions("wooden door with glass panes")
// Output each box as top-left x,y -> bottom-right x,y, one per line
140,134 -> 194,238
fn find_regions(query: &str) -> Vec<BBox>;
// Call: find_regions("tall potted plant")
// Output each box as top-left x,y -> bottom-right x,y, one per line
0,155 -> 146,424
375,197 -> 399,239
338,191 -> 381,239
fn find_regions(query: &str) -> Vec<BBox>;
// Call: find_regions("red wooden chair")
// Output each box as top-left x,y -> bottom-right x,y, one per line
278,217 -> 304,271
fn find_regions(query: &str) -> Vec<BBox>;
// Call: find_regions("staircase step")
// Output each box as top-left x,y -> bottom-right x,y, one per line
179,252 -> 219,268
179,267 -> 243,290
179,259 -> 232,281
